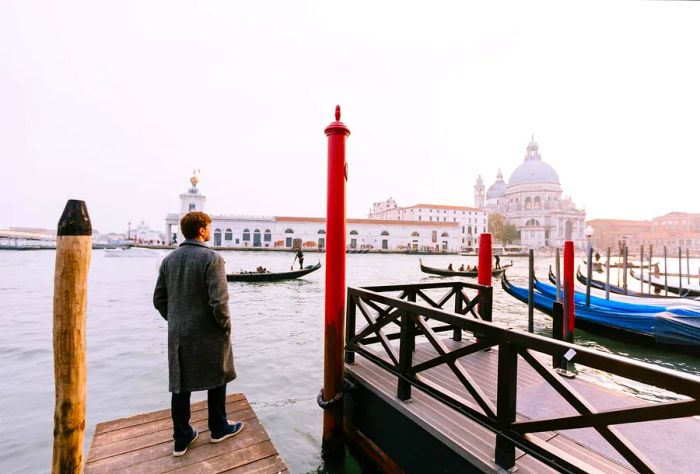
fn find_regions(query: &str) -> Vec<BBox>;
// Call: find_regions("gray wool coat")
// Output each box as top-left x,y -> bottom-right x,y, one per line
153,239 -> 236,393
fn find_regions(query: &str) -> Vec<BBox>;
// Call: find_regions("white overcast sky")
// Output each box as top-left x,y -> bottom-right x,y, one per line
1,1 -> 699,233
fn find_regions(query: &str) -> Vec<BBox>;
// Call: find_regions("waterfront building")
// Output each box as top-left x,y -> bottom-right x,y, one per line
133,221 -> 165,244
588,215 -> 700,253
165,176 -> 463,251
368,199 -> 488,251
476,138 -> 587,249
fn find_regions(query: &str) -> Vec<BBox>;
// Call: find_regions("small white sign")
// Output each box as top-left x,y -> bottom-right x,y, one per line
564,349 -> 576,361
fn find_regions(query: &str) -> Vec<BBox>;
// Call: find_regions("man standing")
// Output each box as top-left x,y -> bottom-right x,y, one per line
494,254 -> 501,269
154,211 -> 244,457
296,248 -> 305,270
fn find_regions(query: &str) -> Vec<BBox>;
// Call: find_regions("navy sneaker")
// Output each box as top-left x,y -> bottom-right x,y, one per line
173,430 -> 198,457
210,421 -> 245,443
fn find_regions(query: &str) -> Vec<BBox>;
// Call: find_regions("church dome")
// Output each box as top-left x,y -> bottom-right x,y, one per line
486,169 -> 507,199
507,138 -> 560,187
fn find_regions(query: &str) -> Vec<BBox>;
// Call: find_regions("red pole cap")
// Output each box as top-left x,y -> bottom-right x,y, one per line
325,105 -> 351,137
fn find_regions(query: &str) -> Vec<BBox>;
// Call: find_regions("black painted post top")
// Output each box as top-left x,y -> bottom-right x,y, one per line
57,200 -> 92,236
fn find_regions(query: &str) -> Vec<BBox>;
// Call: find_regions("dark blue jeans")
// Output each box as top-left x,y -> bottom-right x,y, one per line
171,384 -> 228,444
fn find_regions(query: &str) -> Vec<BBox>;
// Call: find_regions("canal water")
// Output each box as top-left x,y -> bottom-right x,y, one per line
1,250 -> 699,473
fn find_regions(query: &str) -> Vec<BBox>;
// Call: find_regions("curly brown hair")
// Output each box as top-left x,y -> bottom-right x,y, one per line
180,211 -> 212,239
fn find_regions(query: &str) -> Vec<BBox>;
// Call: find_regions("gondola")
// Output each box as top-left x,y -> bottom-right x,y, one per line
419,258 -> 512,278
501,272 -> 700,350
557,266 -> 669,299
226,262 -> 321,282
602,260 -> 659,269
630,269 -> 700,297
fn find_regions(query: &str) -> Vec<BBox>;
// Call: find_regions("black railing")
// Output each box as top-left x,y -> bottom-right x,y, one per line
344,282 -> 700,474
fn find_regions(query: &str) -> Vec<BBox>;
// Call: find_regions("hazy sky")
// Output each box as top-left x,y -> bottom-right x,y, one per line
2,1 -> 699,233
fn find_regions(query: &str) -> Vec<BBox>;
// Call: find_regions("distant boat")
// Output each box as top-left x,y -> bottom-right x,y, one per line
227,262 -> 321,282
419,258 -> 511,278
104,247 -> 162,258
554,266 -> 671,299
603,259 -> 659,269
630,269 -> 700,297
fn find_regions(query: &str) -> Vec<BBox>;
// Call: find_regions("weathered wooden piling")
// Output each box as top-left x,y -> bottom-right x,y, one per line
585,241 -> 593,306
52,200 -> 92,473
605,247 -> 611,300
527,249 -> 534,332
664,246 -> 669,296
640,245 -> 645,293
555,247 -> 561,303
648,245 -> 654,295
687,248 -> 691,284
679,246 -> 683,294
322,105 -> 350,452
622,244 -> 628,295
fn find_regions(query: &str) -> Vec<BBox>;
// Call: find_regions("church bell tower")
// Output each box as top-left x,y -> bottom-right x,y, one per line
474,175 -> 485,208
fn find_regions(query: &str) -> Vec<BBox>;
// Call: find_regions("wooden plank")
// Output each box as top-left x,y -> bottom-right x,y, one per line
86,417 -> 268,473
93,393 -> 246,435
166,441 -> 280,474
223,453 -> 287,473
91,399 -> 250,448
87,407 -> 256,463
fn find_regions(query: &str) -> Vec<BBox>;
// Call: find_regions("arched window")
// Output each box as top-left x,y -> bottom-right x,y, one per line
441,232 -> 449,237
224,229 -> 233,241
242,228 -> 250,241
214,228 -> 222,246
318,229 -> 326,234
349,230 -> 358,235
534,196 -> 541,209
411,231 -> 420,237
381,230 -> 389,236
525,197 -> 532,210
285,228 -> 294,234
188,203 -> 196,211
264,229 -> 272,242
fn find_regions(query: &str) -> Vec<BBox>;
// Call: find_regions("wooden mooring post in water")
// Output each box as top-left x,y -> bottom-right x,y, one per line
52,200 -> 92,473
321,105 -> 350,453
527,249 -> 534,332
605,247 -> 611,300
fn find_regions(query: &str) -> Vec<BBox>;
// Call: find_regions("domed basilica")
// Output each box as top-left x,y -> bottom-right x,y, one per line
474,138 -> 586,249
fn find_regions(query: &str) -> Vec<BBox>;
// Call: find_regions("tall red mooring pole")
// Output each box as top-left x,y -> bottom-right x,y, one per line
563,240 -> 575,339
322,105 -> 350,452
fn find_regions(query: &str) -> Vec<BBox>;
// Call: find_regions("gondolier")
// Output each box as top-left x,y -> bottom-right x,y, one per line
296,248 -> 305,270
153,211 -> 244,456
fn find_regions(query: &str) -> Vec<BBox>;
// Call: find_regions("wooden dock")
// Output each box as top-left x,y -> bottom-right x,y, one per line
85,393 -> 287,474
346,337 -> 700,473
343,282 -> 700,473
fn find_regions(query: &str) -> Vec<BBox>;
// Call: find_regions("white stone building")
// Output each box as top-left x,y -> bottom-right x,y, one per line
165,176 -> 463,252
475,138 -> 586,249
369,200 -> 488,251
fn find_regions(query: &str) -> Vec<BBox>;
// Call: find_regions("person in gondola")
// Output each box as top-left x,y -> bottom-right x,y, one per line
296,248 -> 304,270
494,254 -> 501,269
458,264 -> 465,272
594,251 -> 601,262
448,263 -> 454,271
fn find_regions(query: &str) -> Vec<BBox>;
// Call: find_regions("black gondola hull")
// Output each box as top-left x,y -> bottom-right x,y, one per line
227,262 -> 321,282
